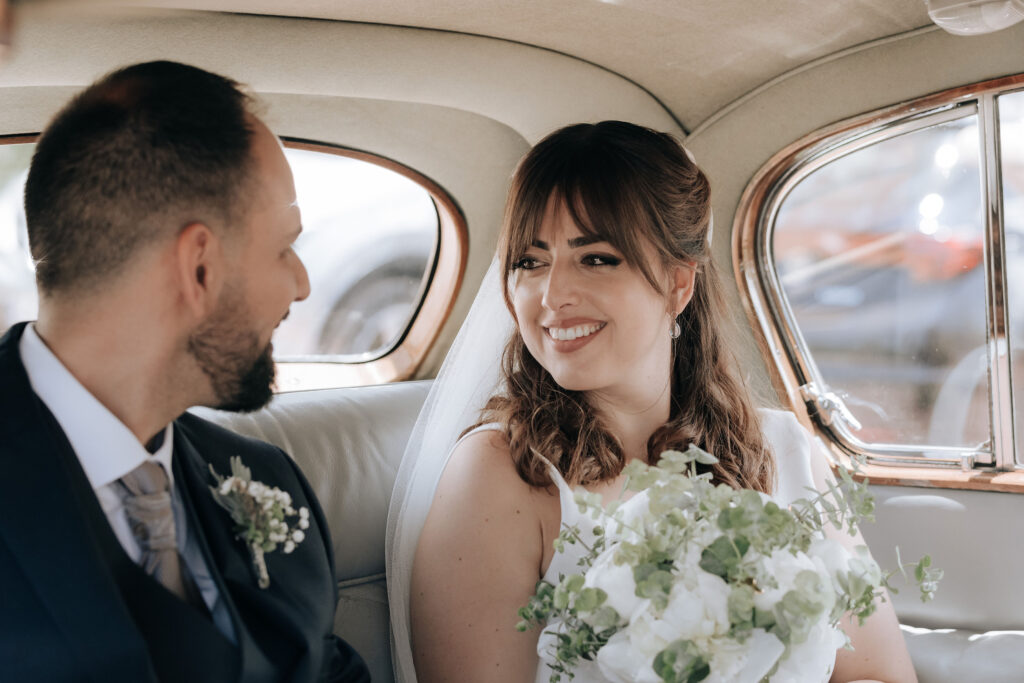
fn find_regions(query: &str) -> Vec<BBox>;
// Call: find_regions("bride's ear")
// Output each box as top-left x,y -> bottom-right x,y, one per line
668,263 -> 696,315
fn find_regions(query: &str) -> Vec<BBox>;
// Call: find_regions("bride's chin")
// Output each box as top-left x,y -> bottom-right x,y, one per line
547,371 -> 597,393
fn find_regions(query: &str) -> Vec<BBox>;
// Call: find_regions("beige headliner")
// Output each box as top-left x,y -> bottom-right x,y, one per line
60,0 -> 933,131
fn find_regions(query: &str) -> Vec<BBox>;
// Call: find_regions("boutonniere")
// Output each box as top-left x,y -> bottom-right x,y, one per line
209,456 -> 310,589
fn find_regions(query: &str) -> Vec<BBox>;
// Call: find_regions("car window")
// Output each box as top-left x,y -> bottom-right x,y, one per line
0,139 -> 460,387
739,75 -> 1024,470
274,146 -> 437,361
772,113 -> 987,452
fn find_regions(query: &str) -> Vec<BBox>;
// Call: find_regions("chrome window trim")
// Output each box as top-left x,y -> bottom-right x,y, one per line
979,93 -> 1016,470
733,73 -> 1024,472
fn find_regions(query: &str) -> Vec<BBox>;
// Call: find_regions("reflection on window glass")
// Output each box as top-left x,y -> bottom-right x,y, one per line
0,143 -> 438,362
999,90 -> 1024,464
274,147 -> 437,361
773,116 -> 988,449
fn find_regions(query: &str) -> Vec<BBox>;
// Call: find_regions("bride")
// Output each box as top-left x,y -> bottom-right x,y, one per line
386,121 -> 916,683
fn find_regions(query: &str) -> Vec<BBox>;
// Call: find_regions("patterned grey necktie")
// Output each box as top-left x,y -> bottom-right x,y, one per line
119,460 -> 191,602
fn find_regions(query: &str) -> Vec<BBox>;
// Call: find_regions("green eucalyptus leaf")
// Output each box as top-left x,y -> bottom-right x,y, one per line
653,639 -> 711,683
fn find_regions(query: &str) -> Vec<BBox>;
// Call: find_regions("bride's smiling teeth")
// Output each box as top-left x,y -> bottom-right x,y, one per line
546,323 -> 605,341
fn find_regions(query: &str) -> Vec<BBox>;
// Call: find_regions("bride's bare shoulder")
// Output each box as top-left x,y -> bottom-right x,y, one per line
437,426 -> 536,502
418,426 -> 552,576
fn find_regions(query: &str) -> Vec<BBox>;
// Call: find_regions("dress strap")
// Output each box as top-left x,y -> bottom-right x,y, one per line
450,422 -> 502,450
537,458 -> 585,542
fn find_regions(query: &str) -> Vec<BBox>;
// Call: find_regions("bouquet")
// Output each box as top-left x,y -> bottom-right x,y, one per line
518,446 -> 940,683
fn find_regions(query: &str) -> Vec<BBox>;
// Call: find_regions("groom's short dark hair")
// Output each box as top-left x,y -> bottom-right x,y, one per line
24,60 -> 257,294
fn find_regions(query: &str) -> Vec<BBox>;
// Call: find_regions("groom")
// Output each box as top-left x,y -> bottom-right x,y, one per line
0,61 -> 370,682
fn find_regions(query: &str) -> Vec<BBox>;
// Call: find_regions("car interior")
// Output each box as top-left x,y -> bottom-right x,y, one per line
2,1 -> 1023,681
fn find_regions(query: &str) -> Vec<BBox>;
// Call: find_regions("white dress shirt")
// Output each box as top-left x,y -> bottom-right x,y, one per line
19,323 -> 236,642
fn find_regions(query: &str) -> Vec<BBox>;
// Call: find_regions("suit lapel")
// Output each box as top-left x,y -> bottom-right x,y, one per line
0,324 -> 157,682
172,429 -> 276,682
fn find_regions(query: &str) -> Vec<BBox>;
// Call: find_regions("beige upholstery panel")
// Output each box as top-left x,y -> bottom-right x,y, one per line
1,6 -> 680,144
334,578 -> 392,682
118,0 -> 931,133
902,626 -> 1024,683
862,485 -> 1024,632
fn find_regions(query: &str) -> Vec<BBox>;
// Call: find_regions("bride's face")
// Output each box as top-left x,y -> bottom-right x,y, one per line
510,198 -> 693,404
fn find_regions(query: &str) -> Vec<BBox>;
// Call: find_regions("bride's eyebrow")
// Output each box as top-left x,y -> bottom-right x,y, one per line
567,235 -> 606,248
530,235 -> 608,250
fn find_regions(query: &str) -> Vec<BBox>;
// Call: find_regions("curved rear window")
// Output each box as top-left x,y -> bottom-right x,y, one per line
0,138 -> 465,387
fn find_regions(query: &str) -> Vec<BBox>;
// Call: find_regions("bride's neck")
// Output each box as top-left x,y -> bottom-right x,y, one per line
588,375 -> 672,463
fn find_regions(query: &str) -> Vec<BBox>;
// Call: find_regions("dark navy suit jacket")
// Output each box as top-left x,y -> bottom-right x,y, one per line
0,323 -> 370,683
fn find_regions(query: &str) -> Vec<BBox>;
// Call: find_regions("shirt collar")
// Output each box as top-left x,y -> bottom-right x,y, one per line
19,323 -> 174,490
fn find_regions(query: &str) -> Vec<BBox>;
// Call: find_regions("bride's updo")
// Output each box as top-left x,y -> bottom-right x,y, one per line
476,121 -> 775,493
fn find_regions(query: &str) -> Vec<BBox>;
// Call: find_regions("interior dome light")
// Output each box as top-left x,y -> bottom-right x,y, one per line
925,0 -> 1024,35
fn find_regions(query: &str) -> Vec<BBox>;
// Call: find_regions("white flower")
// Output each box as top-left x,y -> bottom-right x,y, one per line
769,620 -> 845,682
703,630 -> 786,683
661,571 -> 731,640
752,548 -> 826,614
808,537 -> 850,577
595,616 -> 666,683
208,456 -> 310,589
299,507 -> 309,519
583,546 -> 647,624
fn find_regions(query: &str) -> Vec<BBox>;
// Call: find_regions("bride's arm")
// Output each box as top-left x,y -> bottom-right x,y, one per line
411,429 -> 551,683
804,434 -> 918,683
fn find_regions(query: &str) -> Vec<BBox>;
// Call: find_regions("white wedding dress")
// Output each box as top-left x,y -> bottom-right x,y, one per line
384,261 -> 833,683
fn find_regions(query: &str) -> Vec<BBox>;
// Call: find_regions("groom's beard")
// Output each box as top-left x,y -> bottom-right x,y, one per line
188,286 -> 276,413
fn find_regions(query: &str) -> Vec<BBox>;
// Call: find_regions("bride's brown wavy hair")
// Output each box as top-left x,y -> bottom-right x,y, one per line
473,121 -> 775,493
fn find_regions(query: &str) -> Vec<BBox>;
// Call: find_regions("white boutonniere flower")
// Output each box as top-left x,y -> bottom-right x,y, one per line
208,456 -> 310,589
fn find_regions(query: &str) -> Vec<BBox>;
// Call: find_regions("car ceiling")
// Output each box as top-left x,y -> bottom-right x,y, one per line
95,0 -> 934,132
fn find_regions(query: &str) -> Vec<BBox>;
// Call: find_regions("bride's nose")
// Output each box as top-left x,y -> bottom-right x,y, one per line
541,259 -> 580,310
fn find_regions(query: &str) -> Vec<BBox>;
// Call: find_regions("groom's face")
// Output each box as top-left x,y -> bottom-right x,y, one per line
188,119 -> 310,411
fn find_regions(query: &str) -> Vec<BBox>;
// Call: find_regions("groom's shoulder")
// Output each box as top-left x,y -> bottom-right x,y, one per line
176,410 -> 277,450
174,410 -> 298,478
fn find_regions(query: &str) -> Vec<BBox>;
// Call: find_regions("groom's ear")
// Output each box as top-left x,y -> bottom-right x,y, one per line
175,222 -> 225,318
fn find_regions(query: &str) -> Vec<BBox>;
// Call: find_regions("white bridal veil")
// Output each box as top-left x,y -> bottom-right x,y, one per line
385,260 -> 512,683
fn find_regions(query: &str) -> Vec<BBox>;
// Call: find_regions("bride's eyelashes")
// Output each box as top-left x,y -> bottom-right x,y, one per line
581,253 -> 621,267
512,255 -> 543,271
511,252 -> 622,271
